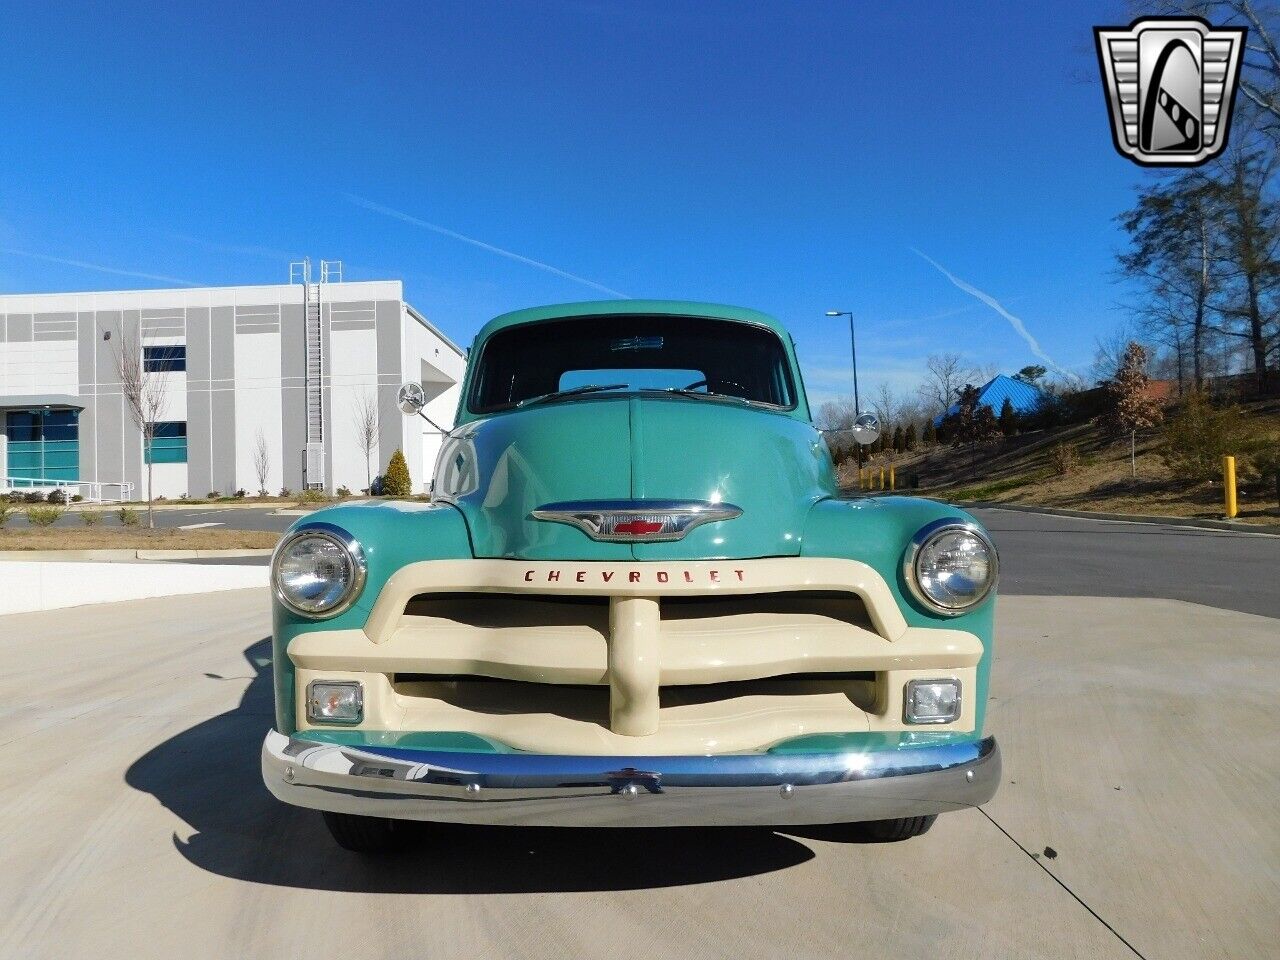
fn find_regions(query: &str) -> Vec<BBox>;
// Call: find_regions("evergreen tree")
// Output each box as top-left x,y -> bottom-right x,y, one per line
951,385 -> 1001,448
383,448 -> 413,497
923,419 -> 938,445
999,397 -> 1017,437
904,423 -> 917,451
892,425 -> 904,452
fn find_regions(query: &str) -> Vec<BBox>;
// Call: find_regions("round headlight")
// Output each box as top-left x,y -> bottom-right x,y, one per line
272,526 -> 366,617
905,520 -> 997,615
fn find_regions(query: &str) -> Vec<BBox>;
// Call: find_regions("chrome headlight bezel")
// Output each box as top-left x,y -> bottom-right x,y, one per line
903,519 -> 998,616
271,523 -> 367,619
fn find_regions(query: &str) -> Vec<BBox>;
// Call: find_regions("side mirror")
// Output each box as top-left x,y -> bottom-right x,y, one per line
851,413 -> 881,446
397,381 -> 426,416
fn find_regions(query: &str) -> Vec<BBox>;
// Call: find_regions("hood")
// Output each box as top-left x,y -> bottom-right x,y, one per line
436,395 -> 836,560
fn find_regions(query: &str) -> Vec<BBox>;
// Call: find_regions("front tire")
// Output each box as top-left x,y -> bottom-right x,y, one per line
322,811 -> 404,853
855,814 -> 936,841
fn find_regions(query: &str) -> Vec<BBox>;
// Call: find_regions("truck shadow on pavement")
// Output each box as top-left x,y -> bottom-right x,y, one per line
126,639 -> 838,893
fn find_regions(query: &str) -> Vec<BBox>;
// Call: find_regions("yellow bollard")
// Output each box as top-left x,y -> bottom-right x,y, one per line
889,466 -> 896,491
1223,455 -> 1238,519
879,467 -> 885,490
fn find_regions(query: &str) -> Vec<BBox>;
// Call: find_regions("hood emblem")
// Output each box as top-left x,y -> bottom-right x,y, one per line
531,499 -> 742,543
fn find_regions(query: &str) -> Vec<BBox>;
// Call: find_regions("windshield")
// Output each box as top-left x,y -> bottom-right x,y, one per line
468,315 -> 797,413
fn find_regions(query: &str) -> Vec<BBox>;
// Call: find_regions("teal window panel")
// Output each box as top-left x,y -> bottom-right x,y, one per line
145,438 -> 188,464
4,411 -> 80,481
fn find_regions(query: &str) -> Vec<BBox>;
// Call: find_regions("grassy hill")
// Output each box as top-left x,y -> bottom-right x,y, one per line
843,399 -> 1280,527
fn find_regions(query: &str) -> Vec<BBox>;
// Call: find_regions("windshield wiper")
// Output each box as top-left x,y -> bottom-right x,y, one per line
655,388 -> 751,405
516,383 -> 629,408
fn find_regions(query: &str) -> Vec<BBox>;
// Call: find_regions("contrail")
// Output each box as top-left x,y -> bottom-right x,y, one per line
345,194 -> 629,299
0,247 -> 199,286
911,248 -> 1060,371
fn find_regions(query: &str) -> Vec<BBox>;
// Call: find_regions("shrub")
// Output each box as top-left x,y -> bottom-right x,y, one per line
336,485 -> 353,498
1050,442 -> 1080,476
835,458 -> 860,488
0,504 -> 11,527
47,488 -> 68,504
71,493 -> 84,503
207,491 -> 222,500
383,449 -> 412,497
81,509 -> 103,526
299,488 -> 327,504
235,488 -> 247,498
1159,390 -> 1255,482
1249,439 -> 1280,484
23,491 -> 45,503
279,487 -> 292,498
26,506 -> 64,527
118,506 -> 141,527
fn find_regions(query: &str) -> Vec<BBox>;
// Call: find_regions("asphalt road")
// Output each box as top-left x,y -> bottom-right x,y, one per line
7,501 -> 1279,615
1,589 -> 1275,960
970,507 -> 1280,618
3,503 -> 297,533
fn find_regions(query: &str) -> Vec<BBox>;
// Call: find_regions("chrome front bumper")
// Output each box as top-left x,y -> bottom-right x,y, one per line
262,731 -> 1000,828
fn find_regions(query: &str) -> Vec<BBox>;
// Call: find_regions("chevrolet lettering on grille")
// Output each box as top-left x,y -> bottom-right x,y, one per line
530,499 -> 743,542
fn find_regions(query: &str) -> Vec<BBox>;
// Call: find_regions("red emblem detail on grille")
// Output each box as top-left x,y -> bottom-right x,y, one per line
613,519 -> 664,536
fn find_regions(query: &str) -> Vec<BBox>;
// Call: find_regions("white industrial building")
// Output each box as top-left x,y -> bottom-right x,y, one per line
0,268 -> 465,501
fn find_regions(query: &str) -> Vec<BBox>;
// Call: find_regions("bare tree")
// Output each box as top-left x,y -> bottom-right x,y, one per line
1091,324 -> 1144,385
353,392 -> 379,493
871,382 -> 900,434
815,397 -> 857,432
918,354 -> 972,418
114,325 -> 169,528
1145,1 -> 1280,140
252,428 -> 271,497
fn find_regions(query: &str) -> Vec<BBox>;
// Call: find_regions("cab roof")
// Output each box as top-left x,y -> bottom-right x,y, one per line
471,299 -> 793,348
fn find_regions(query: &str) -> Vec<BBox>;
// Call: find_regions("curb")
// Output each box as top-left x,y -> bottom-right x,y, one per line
957,501 -> 1280,535
0,558 -> 268,615
0,548 -> 275,562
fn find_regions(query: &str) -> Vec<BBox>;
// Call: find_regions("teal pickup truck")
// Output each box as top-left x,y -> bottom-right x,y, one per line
261,300 -> 1000,852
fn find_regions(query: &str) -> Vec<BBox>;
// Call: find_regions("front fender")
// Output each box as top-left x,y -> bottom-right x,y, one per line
271,501 -> 473,733
800,495 -> 997,739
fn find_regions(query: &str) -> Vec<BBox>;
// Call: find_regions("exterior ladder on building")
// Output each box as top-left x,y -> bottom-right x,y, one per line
302,279 -> 326,489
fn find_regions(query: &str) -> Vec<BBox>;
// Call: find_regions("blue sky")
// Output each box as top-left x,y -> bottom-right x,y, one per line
0,1 -> 1146,406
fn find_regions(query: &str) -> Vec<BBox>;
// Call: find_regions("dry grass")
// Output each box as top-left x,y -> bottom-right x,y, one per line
840,401 -> 1280,527
0,528 -> 279,551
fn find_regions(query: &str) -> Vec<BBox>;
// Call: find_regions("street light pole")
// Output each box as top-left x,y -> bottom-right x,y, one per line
825,310 -> 860,416
825,309 -> 863,468
829,308 -> 860,414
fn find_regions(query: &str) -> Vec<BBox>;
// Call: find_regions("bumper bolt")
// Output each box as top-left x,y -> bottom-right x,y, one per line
620,784 -> 640,799
965,770 -> 975,783
465,782 -> 481,795
780,783 -> 794,799
284,765 -> 295,783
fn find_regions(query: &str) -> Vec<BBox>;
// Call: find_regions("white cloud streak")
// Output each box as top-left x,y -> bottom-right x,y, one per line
344,194 -> 629,299
0,247 -> 198,286
910,248 -> 1060,371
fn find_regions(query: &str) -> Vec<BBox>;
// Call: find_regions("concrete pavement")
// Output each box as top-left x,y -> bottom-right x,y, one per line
0,588 -> 1275,960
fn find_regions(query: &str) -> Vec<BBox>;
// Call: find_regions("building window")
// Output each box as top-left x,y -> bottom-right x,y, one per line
146,421 -> 188,464
143,344 -> 186,372
3,409 -> 80,482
